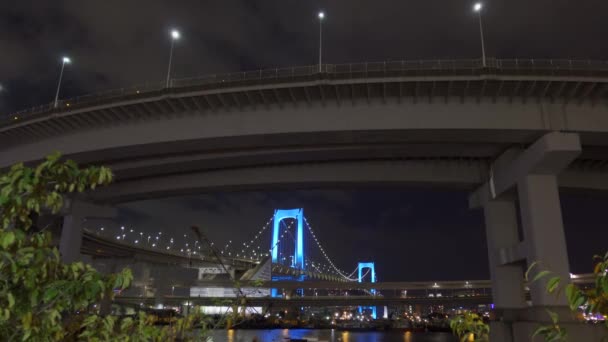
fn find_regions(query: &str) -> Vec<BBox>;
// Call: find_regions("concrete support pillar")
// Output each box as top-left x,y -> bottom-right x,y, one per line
141,264 -> 151,297
483,199 -> 527,309
518,174 -> 570,306
154,281 -> 168,308
470,132 -> 582,342
59,199 -> 117,264
99,261 -> 118,316
60,213 -> 84,263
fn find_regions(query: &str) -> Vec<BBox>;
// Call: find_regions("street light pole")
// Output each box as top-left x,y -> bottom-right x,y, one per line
54,57 -> 71,108
166,29 -> 180,88
318,12 -> 325,73
473,3 -> 487,67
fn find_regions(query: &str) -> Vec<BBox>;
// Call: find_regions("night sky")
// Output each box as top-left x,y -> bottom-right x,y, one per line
2,1 -> 608,281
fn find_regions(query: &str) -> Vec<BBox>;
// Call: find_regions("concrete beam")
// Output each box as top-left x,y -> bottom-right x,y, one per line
66,199 -> 117,218
497,242 -> 527,266
470,132 -> 581,208
59,199 -> 117,263
92,160 -> 486,203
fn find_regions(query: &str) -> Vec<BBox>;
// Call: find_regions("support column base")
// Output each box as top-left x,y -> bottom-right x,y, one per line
489,321 -> 514,342
492,307 -> 608,341
512,321 -> 607,341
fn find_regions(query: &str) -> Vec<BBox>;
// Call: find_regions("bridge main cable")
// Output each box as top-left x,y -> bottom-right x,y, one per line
304,217 -> 359,281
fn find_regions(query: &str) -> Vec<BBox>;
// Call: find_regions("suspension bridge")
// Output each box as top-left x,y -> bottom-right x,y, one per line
83,207 -> 387,317
86,208 -> 375,282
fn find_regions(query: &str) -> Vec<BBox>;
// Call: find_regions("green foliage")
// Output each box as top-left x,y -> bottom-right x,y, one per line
0,152 -> 113,231
449,312 -> 489,341
527,253 -> 608,341
530,310 -> 568,342
0,153 -> 207,341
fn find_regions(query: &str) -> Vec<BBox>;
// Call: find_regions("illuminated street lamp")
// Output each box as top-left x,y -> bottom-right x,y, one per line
166,29 -> 180,88
53,56 -> 71,108
473,3 -> 487,67
318,11 -> 325,73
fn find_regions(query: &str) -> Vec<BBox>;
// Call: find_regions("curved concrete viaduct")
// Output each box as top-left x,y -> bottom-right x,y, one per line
1,59 -> 608,202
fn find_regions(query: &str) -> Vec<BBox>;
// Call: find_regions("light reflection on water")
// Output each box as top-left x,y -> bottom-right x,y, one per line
210,329 -> 457,342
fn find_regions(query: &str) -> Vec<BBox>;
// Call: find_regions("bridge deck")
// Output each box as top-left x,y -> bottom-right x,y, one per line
115,294 -> 494,307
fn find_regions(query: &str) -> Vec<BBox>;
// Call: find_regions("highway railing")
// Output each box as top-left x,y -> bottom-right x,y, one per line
4,58 -> 608,127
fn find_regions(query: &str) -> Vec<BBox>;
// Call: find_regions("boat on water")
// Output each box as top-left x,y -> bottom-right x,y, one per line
335,320 -> 375,331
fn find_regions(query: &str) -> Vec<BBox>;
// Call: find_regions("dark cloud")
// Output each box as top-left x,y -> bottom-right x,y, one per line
2,0 -> 608,113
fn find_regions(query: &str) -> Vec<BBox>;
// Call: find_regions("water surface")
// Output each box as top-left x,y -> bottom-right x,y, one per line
208,329 -> 457,342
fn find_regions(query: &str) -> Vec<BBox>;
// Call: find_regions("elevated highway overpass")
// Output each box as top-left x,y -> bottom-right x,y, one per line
82,229 -> 349,282
115,294 -> 494,308
193,273 -> 594,291
1,58 -> 608,203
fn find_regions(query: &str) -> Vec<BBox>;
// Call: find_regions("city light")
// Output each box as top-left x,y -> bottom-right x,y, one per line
54,56 -> 72,108
166,29 -> 181,88
317,11 -> 325,72
472,2 -> 487,67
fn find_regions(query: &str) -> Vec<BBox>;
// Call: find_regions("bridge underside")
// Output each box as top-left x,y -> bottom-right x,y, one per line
1,63 -> 608,202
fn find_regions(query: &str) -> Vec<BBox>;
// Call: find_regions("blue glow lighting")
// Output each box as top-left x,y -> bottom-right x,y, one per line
358,262 -> 377,319
270,208 -> 304,269
271,209 -> 305,297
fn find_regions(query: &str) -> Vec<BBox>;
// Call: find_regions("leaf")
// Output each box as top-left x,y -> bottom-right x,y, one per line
546,309 -> 559,324
573,295 -> 586,309
7,293 -> 14,308
532,270 -> 552,283
525,261 -> 540,281
43,288 -> 59,303
565,284 -> 577,304
532,326 -> 550,338
547,276 -> 561,293
595,262 -> 603,274
1,231 -> 15,249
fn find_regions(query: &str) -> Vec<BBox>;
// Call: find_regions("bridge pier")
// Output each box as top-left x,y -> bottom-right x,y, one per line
482,198 -> 526,342
59,199 -> 117,263
469,132 -> 603,341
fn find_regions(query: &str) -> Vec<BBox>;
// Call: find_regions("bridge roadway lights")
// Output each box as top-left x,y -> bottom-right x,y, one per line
59,199 -> 117,263
469,132 -> 600,341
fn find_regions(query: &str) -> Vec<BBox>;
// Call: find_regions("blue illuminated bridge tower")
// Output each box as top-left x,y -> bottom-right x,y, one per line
270,208 -> 305,296
358,262 -> 377,319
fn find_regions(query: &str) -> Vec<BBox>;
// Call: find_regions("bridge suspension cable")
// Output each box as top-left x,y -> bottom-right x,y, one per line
303,217 -> 358,281
234,214 -> 274,259
268,219 -> 296,259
